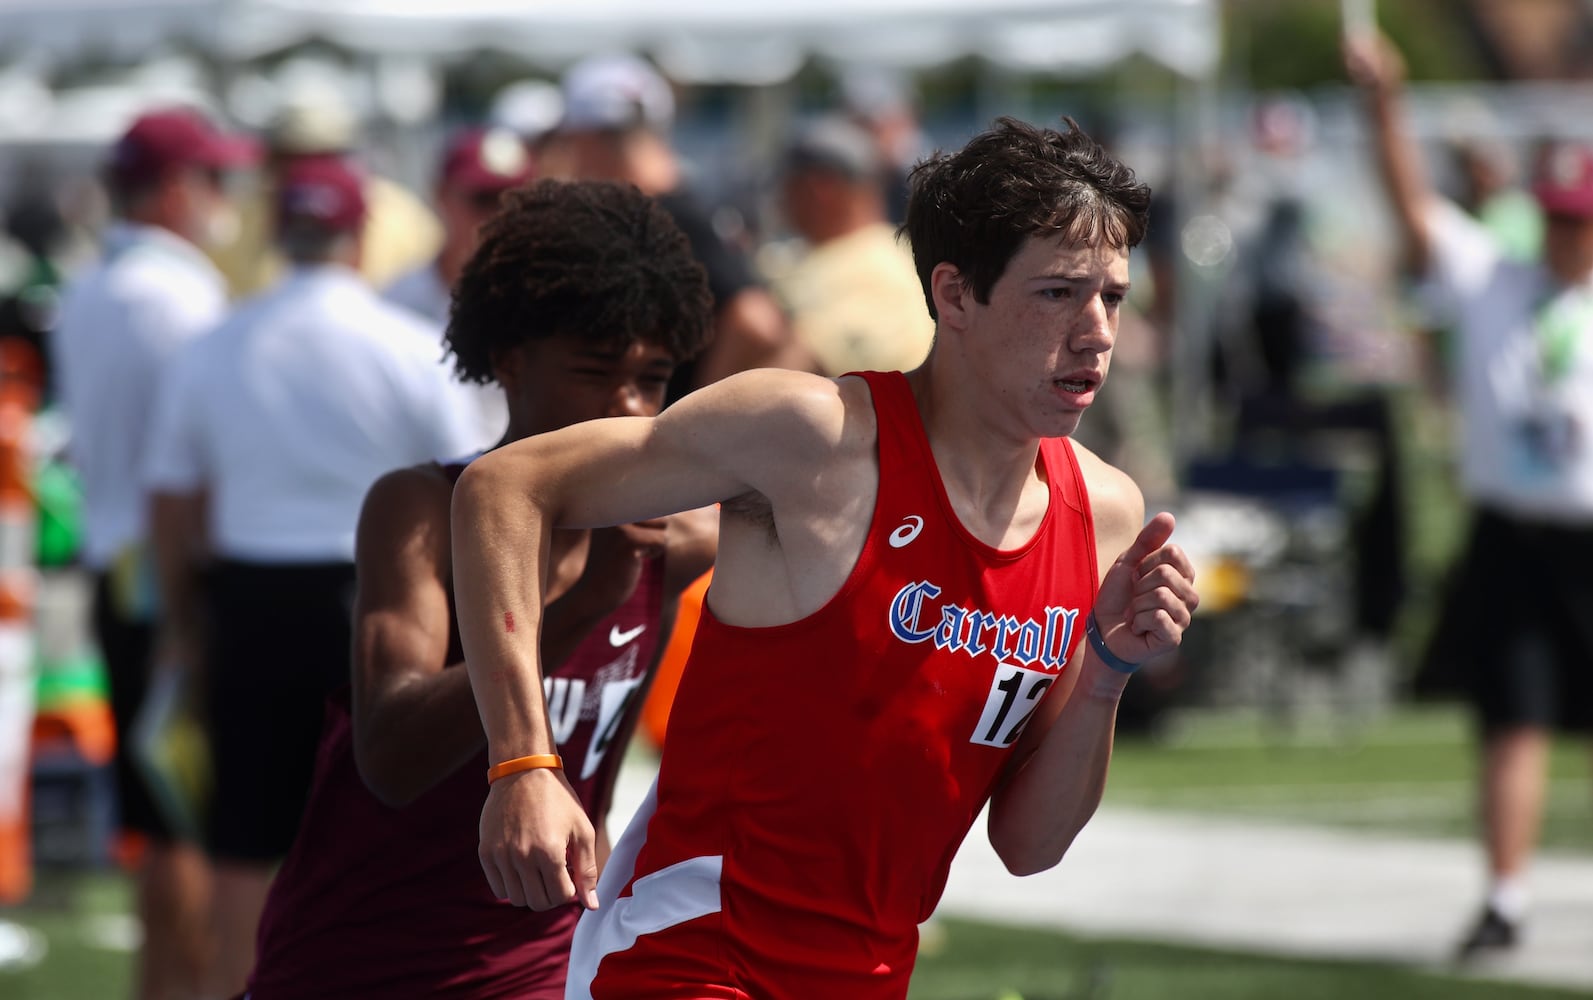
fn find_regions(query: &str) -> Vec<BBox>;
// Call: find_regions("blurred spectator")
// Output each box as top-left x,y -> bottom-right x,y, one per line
542,53 -> 812,399
1348,32 -> 1593,960
487,79 -> 565,157
839,67 -> 928,226
208,93 -> 443,298
386,126 -> 538,447
1449,139 -> 1543,263
144,156 -> 482,996
760,117 -> 932,375
51,106 -> 257,1000
385,127 -> 534,327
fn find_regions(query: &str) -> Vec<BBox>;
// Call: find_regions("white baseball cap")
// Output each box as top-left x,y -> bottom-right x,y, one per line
559,54 -> 674,133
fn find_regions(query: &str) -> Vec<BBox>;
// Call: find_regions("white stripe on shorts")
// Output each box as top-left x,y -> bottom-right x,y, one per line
566,776 -> 724,1000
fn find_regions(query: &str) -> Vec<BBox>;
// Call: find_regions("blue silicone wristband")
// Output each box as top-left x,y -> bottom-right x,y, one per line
1085,610 -> 1142,675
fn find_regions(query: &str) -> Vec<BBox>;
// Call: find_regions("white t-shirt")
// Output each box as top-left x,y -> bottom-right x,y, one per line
384,262 -> 508,448
52,223 -> 228,569
1422,200 -> 1593,520
144,265 -> 484,563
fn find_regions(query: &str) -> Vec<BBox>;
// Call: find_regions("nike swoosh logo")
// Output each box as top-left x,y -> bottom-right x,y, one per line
609,624 -> 646,647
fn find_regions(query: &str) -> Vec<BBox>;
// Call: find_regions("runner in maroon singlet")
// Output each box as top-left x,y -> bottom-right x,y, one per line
243,180 -> 715,999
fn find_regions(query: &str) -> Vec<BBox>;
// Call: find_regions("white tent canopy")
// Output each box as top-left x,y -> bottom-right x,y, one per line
0,0 -> 1218,83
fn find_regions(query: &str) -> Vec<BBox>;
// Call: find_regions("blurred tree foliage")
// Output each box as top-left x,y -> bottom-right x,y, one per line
1226,0 -> 1489,89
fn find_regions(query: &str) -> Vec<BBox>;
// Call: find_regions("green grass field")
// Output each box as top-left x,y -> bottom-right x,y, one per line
1107,706 -> 1592,850
4,883 -> 1586,1000
2,705 -> 1587,998
909,919 -> 1591,1000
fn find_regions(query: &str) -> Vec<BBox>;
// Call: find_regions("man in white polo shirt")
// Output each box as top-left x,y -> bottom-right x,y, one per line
144,156 -> 481,996
52,105 -> 256,1000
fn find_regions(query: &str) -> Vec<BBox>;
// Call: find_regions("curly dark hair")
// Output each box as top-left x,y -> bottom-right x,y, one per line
901,117 -> 1151,320
446,179 -> 714,384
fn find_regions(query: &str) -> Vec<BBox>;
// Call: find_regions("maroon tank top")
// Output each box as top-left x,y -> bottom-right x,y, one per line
246,461 -> 666,999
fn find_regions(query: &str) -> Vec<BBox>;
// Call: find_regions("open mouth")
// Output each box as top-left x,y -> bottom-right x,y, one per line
1057,378 -> 1095,394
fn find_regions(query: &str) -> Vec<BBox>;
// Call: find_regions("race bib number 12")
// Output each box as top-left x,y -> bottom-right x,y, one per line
970,665 -> 1054,748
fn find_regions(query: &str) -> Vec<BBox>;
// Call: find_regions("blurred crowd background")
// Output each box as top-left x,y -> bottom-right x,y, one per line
1,0 -> 1592,997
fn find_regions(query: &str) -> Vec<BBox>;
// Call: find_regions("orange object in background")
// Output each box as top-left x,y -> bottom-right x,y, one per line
639,570 -> 710,751
0,338 -> 41,903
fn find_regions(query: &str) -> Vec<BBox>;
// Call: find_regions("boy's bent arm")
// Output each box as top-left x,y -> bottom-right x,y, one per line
986,466 -> 1198,875
451,369 -> 839,911
351,468 -> 484,807
353,469 -> 685,807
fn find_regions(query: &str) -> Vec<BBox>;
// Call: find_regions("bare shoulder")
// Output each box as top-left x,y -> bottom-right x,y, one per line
1067,439 -> 1146,569
357,463 -> 455,565
362,462 -> 453,519
660,368 -> 876,462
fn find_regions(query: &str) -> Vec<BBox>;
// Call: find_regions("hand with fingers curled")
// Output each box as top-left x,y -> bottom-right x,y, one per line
478,765 -> 601,912
1089,512 -> 1199,672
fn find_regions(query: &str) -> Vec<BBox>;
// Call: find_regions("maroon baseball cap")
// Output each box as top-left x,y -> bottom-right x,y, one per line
440,127 -> 535,195
275,156 -> 367,234
1532,142 -> 1593,218
108,108 -> 259,186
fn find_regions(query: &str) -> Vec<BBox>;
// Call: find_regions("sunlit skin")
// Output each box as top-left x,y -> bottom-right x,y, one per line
921,234 -> 1130,452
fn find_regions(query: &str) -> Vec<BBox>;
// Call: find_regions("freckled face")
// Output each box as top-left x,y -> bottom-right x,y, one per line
961,234 -> 1129,440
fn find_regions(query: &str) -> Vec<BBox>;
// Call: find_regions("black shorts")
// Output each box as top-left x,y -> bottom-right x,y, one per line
91,573 -> 173,841
204,559 -> 356,863
1432,508 -> 1593,734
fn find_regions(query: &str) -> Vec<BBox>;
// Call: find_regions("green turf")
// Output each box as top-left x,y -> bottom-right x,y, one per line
3,706 -> 1588,997
0,874 -> 133,999
1105,706 -> 1593,851
909,918 -> 1590,1000
5,877 -> 1585,1000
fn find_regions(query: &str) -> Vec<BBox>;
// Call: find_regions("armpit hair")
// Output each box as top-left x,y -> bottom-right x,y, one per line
721,490 -> 778,542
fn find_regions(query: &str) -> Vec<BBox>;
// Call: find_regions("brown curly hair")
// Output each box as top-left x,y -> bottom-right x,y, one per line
446,179 -> 714,384
902,117 -> 1151,320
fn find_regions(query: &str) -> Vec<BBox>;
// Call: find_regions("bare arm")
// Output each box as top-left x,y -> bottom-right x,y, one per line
149,490 -> 208,668
451,369 -> 836,910
353,469 -> 704,807
350,468 -> 482,807
986,458 -> 1198,875
1344,32 -> 1435,276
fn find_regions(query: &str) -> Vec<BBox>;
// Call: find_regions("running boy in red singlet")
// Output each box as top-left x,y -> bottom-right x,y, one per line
452,119 -> 1201,1000
243,180 -> 716,999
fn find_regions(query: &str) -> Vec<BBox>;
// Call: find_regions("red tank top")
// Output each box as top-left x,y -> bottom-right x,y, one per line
575,371 -> 1098,1000
246,462 -> 666,1000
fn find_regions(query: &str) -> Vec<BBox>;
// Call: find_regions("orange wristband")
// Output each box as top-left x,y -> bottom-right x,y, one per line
486,753 -> 564,784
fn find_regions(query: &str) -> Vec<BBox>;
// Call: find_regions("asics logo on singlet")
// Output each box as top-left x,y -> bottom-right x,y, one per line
889,515 -> 925,548
888,580 -> 1079,670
